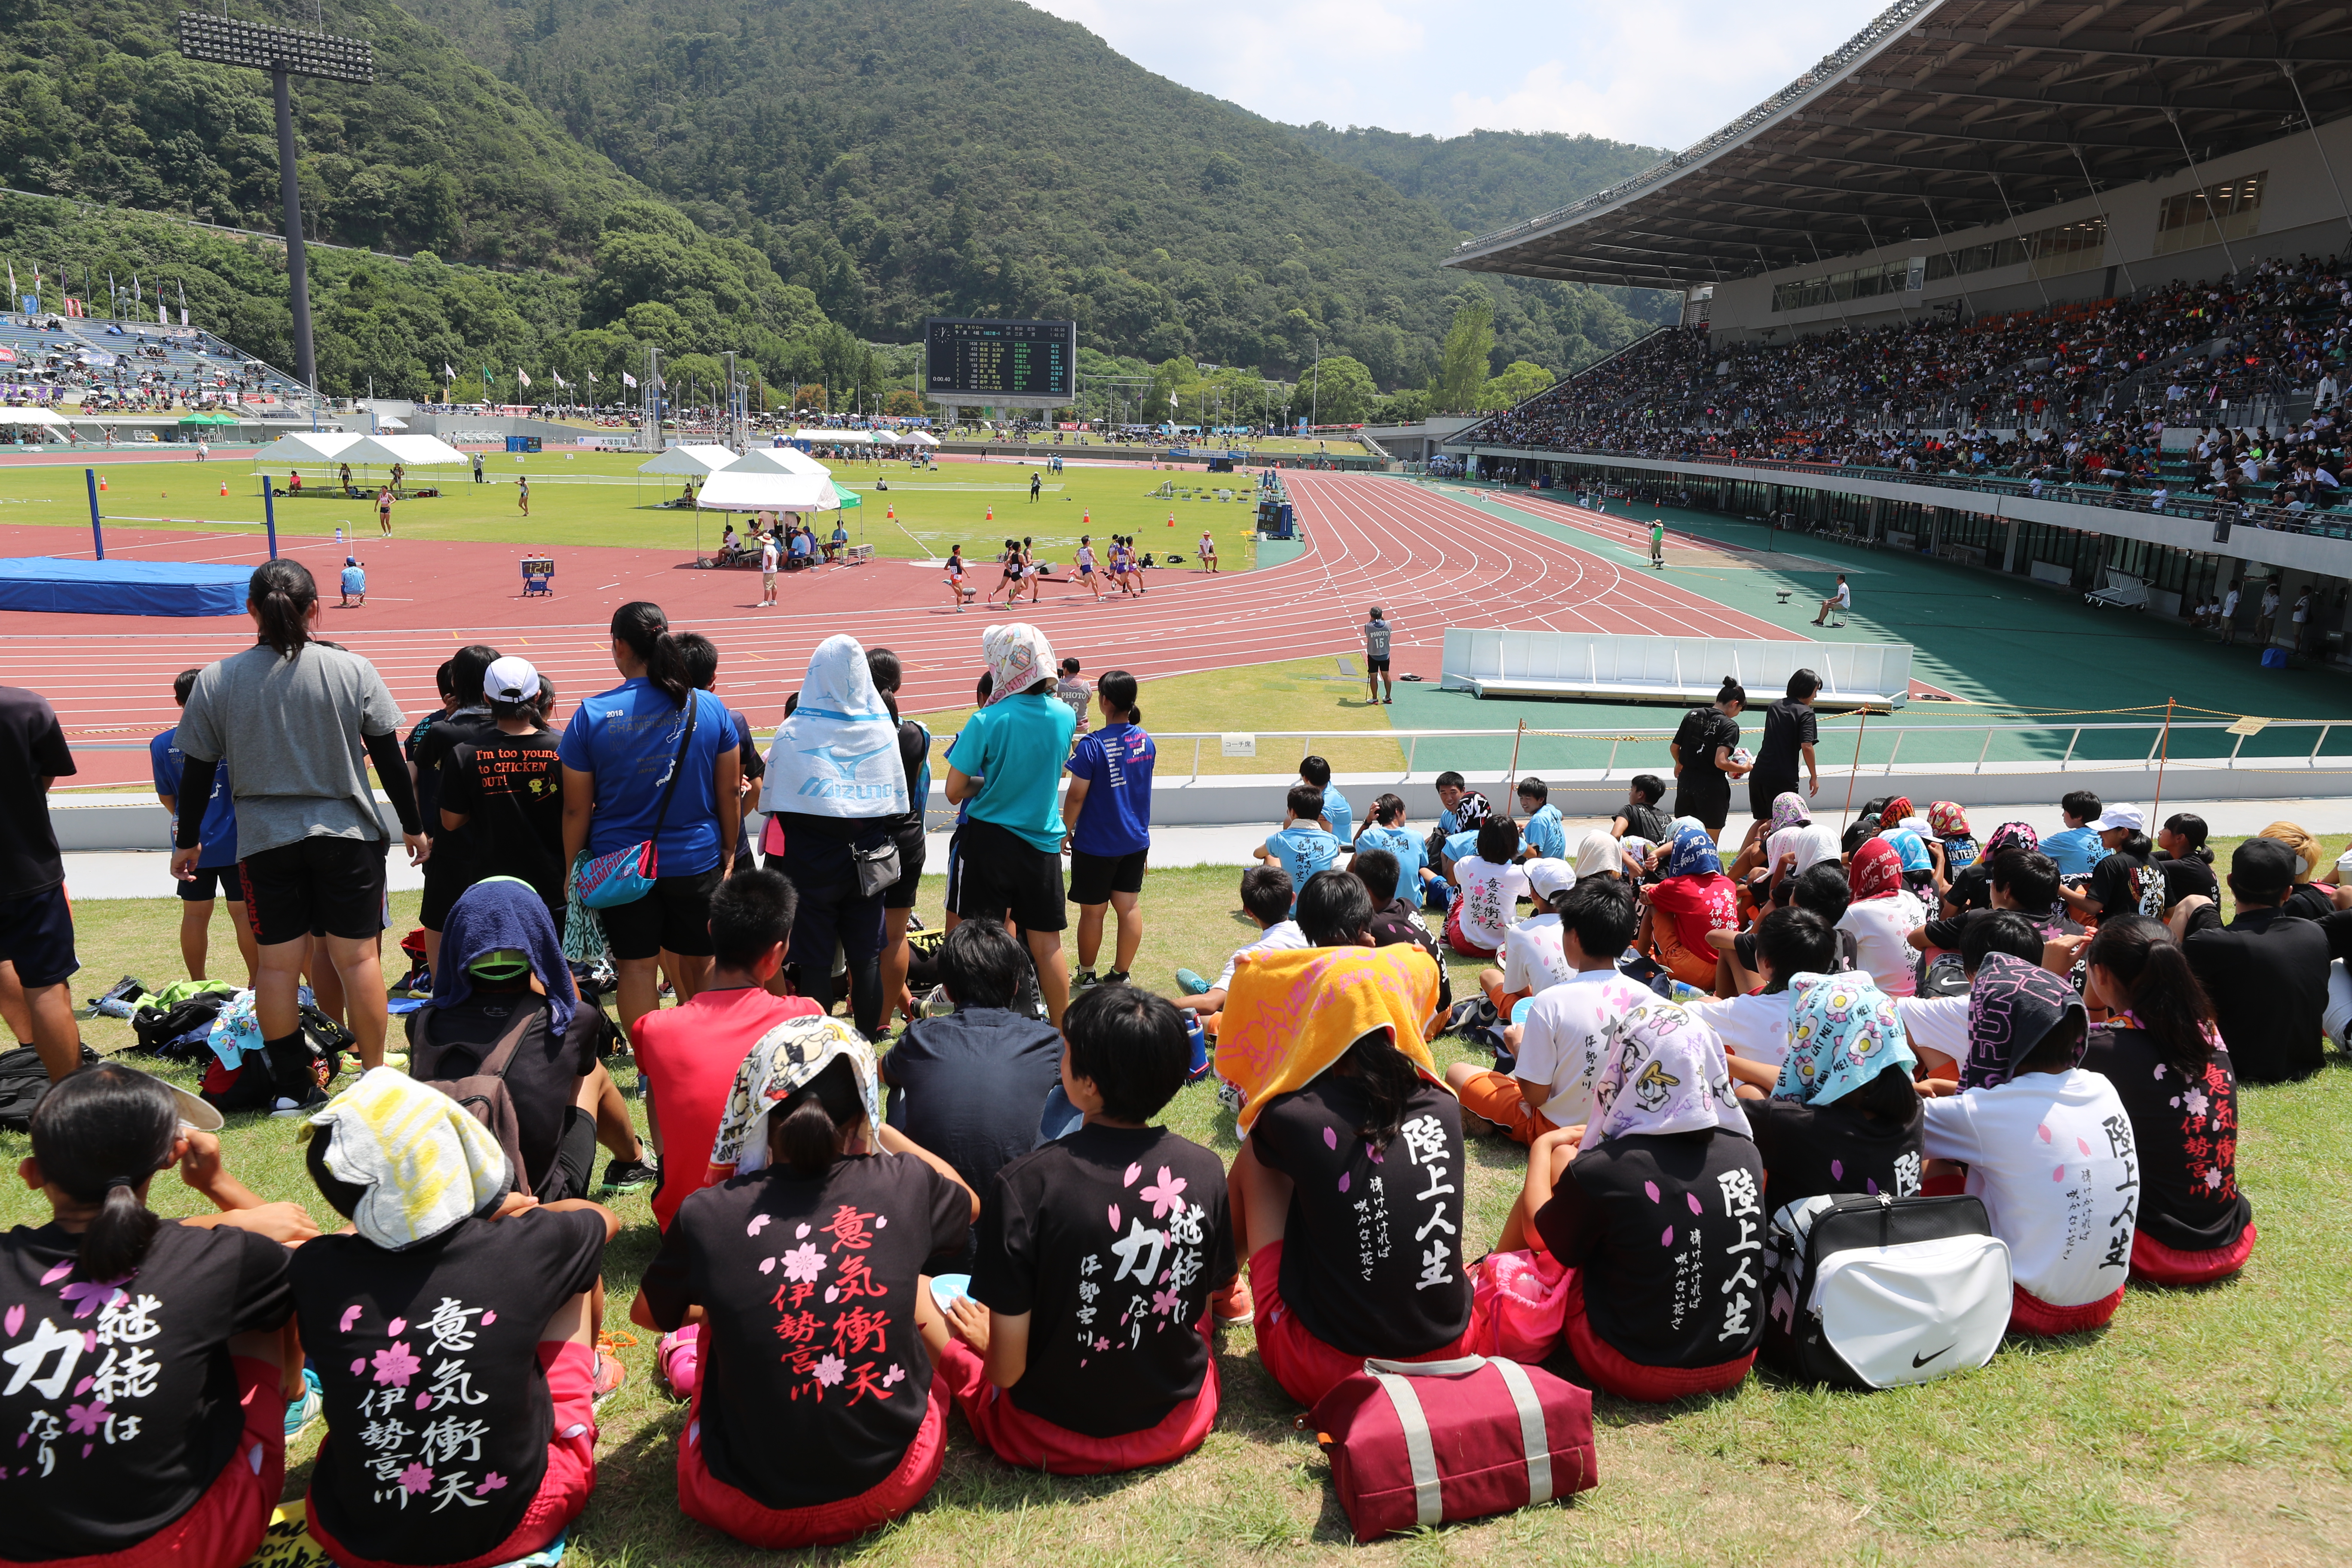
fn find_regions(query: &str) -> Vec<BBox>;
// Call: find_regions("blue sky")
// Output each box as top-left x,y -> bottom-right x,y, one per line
1030,0 -> 1889,149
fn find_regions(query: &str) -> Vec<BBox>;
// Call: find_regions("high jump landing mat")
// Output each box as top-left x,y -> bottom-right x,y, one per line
0,557 -> 251,617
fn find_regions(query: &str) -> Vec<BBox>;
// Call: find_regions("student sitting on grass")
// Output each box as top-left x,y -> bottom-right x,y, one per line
2079,916 -> 2256,1285
1516,776 -> 1568,861
1611,772 -> 1673,853
1894,910 -> 2049,1081
1444,818 -> 1529,959
1469,858 -> 1578,1028
1299,755 -> 1351,846
1433,771 -> 1491,836
1253,784 -> 1340,912
1920,952 -> 2140,1336
1739,967 -> 1923,1207
3,1065 -> 309,1568
294,1069 -> 619,1568
1638,825 -> 1740,988
1171,867 -> 1306,1021
1942,822 -> 2038,916
1574,827 -> 1628,884
1498,997 -> 1768,1402
930,985 -> 1237,1474
1350,849 -> 1453,1028
633,1019 -> 977,1550
1219,940 -> 1464,1408
2040,790 -> 2111,878
1350,793 -> 1440,908
1838,838 -> 1929,997
1448,877 -> 1647,1144
1690,905 -> 1836,1078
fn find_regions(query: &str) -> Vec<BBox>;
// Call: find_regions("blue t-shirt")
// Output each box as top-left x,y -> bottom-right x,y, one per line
1263,824 -> 1341,910
946,692 -> 1077,854
1314,781 -> 1352,845
1065,722 -> 1154,857
150,728 -> 237,867
2040,826 -> 2111,876
1442,830 -> 1480,869
1520,803 -> 1567,861
1352,823 -> 1426,887
340,565 -> 364,595
556,681 -> 734,874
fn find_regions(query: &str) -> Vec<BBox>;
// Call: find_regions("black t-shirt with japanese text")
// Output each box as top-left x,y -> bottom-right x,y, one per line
1534,1128 -> 1769,1369
2151,852 -> 2221,909
0,1221 -> 292,1560
0,684 -> 75,900
293,1207 -> 606,1567
1742,1066 -> 1924,1209
2079,1024 -> 2252,1253
439,731 -> 566,909
2086,851 -> 2165,919
638,1153 -> 969,1510
404,992 -> 600,1200
1248,1074 -> 1472,1359
971,1124 -> 1235,1438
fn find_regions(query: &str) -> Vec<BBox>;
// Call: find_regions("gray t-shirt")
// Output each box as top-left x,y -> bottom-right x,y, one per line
175,642 -> 404,858
1363,619 -> 1394,660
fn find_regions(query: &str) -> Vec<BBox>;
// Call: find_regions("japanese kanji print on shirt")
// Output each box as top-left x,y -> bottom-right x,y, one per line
2080,1024 -> 2253,1255
0,1222 -> 292,1562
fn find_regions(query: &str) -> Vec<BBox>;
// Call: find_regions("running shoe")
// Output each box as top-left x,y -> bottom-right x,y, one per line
1175,968 -> 1210,996
1072,967 -> 1099,993
591,1349 -> 627,1405
285,1366 -> 323,1439
600,1156 -> 659,1194
1102,970 -> 1130,986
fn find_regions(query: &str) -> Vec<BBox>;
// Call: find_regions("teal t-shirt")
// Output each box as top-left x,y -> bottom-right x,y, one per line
1521,804 -> 1567,861
946,692 -> 1077,853
1263,824 -> 1341,911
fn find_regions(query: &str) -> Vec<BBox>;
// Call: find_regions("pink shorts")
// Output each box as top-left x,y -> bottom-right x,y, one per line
308,1341 -> 596,1568
1560,1272 -> 1754,1403
1442,902 -> 1496,960
2130,1223 -> 2256,1286
677,1374 -> 947,1549
1248,1241 -> 1475,1409
0,1357 -> 285,1568
939,1329 -> 1218,1474
2007,1283 -> 2125,1338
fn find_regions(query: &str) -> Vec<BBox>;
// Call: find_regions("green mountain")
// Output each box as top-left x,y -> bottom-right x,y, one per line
1287,123 -> 1671,245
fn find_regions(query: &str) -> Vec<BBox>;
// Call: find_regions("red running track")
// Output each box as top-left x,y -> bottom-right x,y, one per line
1,472 -> 1798,789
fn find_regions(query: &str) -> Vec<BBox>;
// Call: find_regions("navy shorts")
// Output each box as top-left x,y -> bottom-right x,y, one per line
176,864 -> 245,903
0,885 -> 79,989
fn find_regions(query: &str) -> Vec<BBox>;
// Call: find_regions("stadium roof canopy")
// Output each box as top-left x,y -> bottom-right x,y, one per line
1446,0 -> 2352,291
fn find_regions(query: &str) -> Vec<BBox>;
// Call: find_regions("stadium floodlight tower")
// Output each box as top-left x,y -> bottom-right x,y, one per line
175,10 -> 374,407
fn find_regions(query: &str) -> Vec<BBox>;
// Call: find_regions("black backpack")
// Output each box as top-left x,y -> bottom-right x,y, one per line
0,1045 -> 106,1131
131,993 -> 234,1060
1764,1192 -> 2012,1390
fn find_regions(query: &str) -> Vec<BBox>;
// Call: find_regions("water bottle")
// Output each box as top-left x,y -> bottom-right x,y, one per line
334,524 -> 344,545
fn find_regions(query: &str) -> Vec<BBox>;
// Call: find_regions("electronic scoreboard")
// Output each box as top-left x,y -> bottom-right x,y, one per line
924,318 -> 1077,406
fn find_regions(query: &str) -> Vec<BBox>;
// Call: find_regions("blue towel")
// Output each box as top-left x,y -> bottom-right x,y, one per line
426,876 -> 577,1035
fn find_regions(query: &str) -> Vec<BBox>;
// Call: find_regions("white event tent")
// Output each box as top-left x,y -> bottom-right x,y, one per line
637,444 -> 739,477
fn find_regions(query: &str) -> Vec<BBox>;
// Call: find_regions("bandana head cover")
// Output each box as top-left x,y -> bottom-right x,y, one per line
1961,952 -> 2089,1091
760,634 -> 910,819
705,1015 -> 883,1183
1579,997 -> 1749,1150
428,876 -> 577,1035
980,622 -> 1056,707
1848,837 -> 1903,901
1214,944 -> 1441,1134
1881,796 -> 1915,827
1776,971 -> 1916,1105
1663,824 -> 1722,880
303,1068 -> 512,1250
1927,801 -> 1971,838
1983,821 -> 2040,858
1769,791 -> 1810,835
1574,828 -> 1622,881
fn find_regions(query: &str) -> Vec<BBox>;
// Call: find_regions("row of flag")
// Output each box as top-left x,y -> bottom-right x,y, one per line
11,261 -> 190,325
441,363 -> 657,391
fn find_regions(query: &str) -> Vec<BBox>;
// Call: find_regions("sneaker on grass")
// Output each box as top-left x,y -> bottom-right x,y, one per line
600,1156 -> 658,1194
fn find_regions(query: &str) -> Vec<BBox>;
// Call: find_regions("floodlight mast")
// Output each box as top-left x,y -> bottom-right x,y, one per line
175,12 -> 374,409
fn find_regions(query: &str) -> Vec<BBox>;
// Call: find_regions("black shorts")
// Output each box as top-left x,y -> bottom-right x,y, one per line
176,864 -> 245,903
883,822 -> 928,911
596,864 -> 723,962
1366,656 -> 1391,673
1068,847 -> 1148,905
239,836 -> 389,946
0,885 -> 78,989
548,1105 -> 596,1203
417,851 -> 472,931
941,824 -> 968,911
951,819 -> 1067,933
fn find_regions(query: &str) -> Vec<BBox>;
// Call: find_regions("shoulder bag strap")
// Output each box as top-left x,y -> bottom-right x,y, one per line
1488,1357 -> 1556,1506
474,997 -> 545,1083
645,695 -> 700,845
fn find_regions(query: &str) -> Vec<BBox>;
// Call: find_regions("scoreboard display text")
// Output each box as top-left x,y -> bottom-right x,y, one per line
925,318 -> 1076,402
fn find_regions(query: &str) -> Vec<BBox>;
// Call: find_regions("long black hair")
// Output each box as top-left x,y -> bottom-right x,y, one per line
1097,668 -> 1139,724
609,602 -> 690,707
248,558 -> 317,660
1339,1028 -> 1426,1149
2086,914 -> 2217,1078
769,1057 -> 868,1178
29,1065 -> 178,1280
2164,812 -> 2214,865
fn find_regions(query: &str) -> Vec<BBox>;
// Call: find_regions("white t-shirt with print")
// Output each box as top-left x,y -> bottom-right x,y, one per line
1214,919 -> 1311,992
1684,990 -> 1795,1070
1500,913 -> 1573,995
1920,1067 -> 2139,1306
1512,968 -> 1650,1127
1452,857 -> 1531,952
1838,891 -> 1927,996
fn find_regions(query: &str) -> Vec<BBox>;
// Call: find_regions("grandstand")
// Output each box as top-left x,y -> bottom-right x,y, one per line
1445,0 -> 2352,658
1,311 -> 312,440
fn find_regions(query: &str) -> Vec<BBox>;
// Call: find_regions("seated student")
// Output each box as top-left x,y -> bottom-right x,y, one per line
1875,797 -> 1941,894
1763,791 -> 1841,885
882,920 -> 1065,1265
1475,858 -> 1578,1020
931,985 -> 1236,1474
2041,790 -> 2112,878
1432,770 -> 1491,837
633,870 -> 820,1233
1515,777 -> 1568,861
1838,838 -> 1928,996
2150,812 -> 2220,908
3,1065 -> 309,1568
1449,877 -> 1647,1143
1219,943 -> 1464,1408
1350,793 -> 1439,908
2257,819 -> 2339,921
1501,998 -> 1767,1401
2061,804 -> 2163,922
1253,784 -> 1340,912
1912,850 -> 2081,962
1299,755 -> 1350,845
1638,825 -> 1739,988
1928,801 -> 1980,880
2079,916 -> 2255,1284
1940,821 -> 2037,916
1351,848 -> 1453,1024
1920,952 -> 2140,1336
407,879 -> 649,1199
1896,910 -> 2048,1079
1693,906 -> 1838,1080
1574,827 -> 1627,885
633,1018 -> 977,1550
1715,859 -> 1857,992
1171,867 -> 1306,1019
1611,773 -> 1672,848
2172,839 -> 2331,1084
1444,818 -> 1529,959
1740,968 -> 1923,1204
294,1069 -> 619,1568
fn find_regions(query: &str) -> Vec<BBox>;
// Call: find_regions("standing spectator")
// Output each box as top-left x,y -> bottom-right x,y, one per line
865,648 -> 934,1034
946,624 -> 1079,1025
472,449 -> 484,483
1054,657 -> 1091,736
560,602 -> 740,1041
1669,677 -> 1748,833
1748,668 -> 1821,820
412,643 -> 502,972
153,667 -> 255,984
2256,581 -> 2280,644
173,561 -> 421,1088
759,635 -> 909,1038
1064,669 -> 1153,989
2218,579 -> 2241,644
438,656 -> 566,930
674,633 -> 764,879
759,529 -> 779,608
0,680 -> 81,1080
1361,606 -> 1396,704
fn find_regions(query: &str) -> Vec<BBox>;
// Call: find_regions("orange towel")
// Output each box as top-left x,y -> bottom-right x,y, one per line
1214,945 -> 1443,1133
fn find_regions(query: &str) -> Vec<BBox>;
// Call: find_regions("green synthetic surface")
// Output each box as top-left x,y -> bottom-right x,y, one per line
1388,483 -> 2352,775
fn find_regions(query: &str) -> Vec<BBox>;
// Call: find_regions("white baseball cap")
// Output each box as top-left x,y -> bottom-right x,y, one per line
483,655 -> 542,704
1525,858 -> 1577,904
2092,803 -> 2146,833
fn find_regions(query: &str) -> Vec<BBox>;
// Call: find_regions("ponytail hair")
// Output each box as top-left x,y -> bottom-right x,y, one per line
767,1057 -> 867,1178
642,632 -> 694,709
1341,1028 -> 1425,1149
2086,914 -> 2216,1078
28,1064 -> 177,1281
2165,812 -> 2214,865
1717,676 -> 1747,708
248,558 -> 317,660
609,601 -> 671,692
1096,668 -> 1138,724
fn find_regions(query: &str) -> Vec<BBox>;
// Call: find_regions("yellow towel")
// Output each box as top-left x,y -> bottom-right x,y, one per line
1214,944 -> 1443,1133
302,1067 -> 511,1249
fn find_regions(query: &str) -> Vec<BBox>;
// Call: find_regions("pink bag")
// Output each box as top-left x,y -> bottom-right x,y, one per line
1470,1248 -> 1573,1363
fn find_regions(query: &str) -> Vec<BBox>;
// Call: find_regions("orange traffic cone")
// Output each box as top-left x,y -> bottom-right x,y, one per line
97,477 -> 107,491
219,481 -> 228,496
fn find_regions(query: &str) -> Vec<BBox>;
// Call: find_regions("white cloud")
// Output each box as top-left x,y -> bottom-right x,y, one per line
1026,0 -> 1885,148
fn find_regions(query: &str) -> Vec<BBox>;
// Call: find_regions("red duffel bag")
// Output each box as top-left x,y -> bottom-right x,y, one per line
1310,1354 -> 1598,1542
